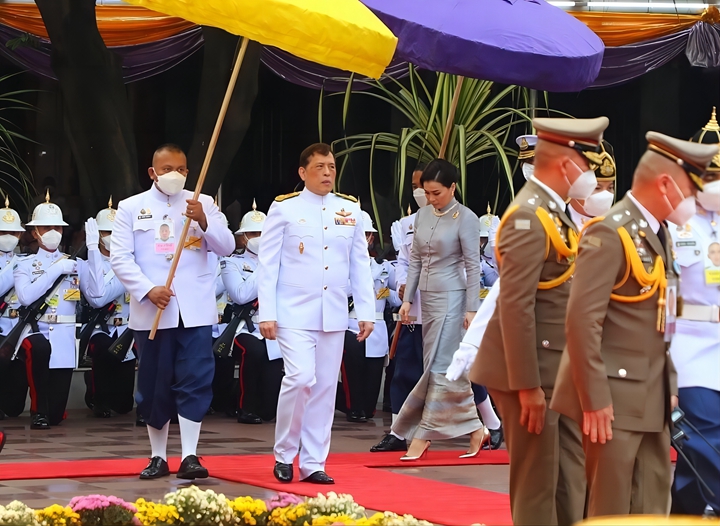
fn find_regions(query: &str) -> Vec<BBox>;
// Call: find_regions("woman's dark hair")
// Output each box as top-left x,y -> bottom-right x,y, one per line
420,159 -> 458,188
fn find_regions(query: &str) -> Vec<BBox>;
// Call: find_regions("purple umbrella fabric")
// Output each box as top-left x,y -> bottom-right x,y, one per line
360,0 -> 604,92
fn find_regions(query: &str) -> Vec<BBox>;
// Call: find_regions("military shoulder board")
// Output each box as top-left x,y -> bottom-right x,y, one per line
334,192 -> 358,203
275,192 -> 301,202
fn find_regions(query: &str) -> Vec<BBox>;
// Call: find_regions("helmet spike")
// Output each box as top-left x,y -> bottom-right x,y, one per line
108,195 -> 113,209
4,195 -> 8,209
45,189 -> 50,203
252,198 -> 257,211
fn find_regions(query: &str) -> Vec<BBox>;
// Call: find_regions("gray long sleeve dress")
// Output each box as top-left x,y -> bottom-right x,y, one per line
391,198 -> 484,441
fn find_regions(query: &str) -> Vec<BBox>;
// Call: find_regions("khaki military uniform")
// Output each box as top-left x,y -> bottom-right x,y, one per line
550,195 -> 678,517
471,178 -> 586,526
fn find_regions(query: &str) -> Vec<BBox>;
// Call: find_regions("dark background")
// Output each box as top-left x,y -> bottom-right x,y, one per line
1,49 -> 718,241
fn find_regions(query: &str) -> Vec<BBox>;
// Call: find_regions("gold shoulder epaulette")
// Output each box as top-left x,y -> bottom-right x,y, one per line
274,192 -> 300,202
334,192 -> 358,203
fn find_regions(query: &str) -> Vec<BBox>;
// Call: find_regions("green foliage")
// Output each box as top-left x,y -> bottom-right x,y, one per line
323,66 -> 534,236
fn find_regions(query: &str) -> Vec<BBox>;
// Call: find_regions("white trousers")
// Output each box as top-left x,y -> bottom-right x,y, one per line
274,327 -> 344,478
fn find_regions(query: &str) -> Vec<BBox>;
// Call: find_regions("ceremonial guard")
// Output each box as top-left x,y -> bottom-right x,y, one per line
15,193 -> 78,429
668,109 -> 720,517
568,140 -> 617,229
78,200 -> 135,419
373,165 -> 426,452
478,205 -> 500,288
472,117 -> 610,525
111,144 -> 235,480
258,143 -> 375,484
517,134 -> 538,181
551,132 -> 718,517
0,197 -> 27,419
221,201 -> 283,424
339,211 -> 400,422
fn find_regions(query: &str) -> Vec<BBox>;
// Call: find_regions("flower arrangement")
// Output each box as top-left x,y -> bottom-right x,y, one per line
1,489 -> 435,526
163,486 -> 233,525
35,504 -> 80,526
0,500 -> 40,526
68,495 -> 139,526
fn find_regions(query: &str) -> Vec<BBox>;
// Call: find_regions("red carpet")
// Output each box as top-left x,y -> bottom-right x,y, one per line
0,451 -> 511,525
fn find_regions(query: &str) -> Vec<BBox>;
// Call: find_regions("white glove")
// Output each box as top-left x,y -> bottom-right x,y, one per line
60,258 -> 77,275
85,217 -> 99,249
446,342 -> 478,381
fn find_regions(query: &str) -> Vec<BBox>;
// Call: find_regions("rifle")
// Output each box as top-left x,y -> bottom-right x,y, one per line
78,301 -> 119,364
213,300 -> 258,358
0,246 -> 84,365
107,325 -> 133,362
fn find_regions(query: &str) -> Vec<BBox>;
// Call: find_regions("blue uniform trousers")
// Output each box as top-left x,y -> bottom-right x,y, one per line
389,324 -> 424,414
134,322 -> 214,430
671,387 -> 720,515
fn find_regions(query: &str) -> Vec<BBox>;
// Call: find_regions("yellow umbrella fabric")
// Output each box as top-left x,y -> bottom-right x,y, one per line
123,0 -> 397,79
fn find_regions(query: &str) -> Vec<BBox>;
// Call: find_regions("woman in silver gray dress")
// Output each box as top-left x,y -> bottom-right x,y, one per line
394,159 -> 489,460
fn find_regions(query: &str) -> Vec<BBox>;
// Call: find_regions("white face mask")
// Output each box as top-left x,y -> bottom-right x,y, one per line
665,177 -> 696,226
697,180 -> 720,212
565,160 -> 598,200
0,234 -> 18,253
101,234 -> 112,251
413,187 -> 427,208
521,163 -> 534,181
245,235 -> 261,255
581,190 -> 614,217
154,169 -> 186,196
38,229 -> 62,251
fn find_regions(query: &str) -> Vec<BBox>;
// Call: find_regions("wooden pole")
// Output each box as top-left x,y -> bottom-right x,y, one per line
438,76 -> 464,160
149,37 -> 249,340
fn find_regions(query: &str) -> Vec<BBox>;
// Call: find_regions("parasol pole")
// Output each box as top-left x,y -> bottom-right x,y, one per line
149,37 -> 249,340
438,76 -> 464,159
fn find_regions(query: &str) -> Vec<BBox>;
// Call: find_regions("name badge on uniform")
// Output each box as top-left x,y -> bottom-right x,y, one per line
376,287 -> 390,300
138,208 -> 152,220
155,218 -> 176,254
63,289 -> 81,301
184,235 -> 202,252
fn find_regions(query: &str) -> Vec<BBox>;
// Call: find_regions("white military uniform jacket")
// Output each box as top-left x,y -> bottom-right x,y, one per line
14,248 -> 78,369
208,254 -> 228,339
395,213 -> 423,324
0,250 -> 21,338
111,185 -> 235,331
348,258 -> 401,357
258,188 -> 375,331
77,247 -> 135,362
669,206 -> 720,391
221,250 -> 282,360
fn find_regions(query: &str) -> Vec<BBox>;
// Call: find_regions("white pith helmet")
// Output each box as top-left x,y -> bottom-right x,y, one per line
26,190 -> 68,227
96,196 -> 117,232
236,199 -> 267,234
361,211 -> 377,233
0,196 -> 24,232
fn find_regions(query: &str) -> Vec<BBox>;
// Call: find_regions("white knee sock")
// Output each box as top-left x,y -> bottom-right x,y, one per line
477,398 -> 501,430
148,420 -> 170,460
178,415 -> 202,459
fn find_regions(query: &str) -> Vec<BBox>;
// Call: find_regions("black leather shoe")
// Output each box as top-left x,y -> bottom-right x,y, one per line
139,456 -> 170,479
31,413 -> 50,430
177,454 -> 208,480
135,412 -> 146,427
346,411 -> 367,423
484,426 -> 504,450
0,430 -> 6,453
301,471 -> 334,484
237,411 -> 262,425
273,462 -> 293,483
370,434 -> 407,452
93,406 -> 112,419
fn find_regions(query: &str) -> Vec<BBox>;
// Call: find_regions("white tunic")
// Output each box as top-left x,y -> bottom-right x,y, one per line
77,248 -> 134,361
110,185 -> 235,331
395,213 -> 423,324
0,250 -> 21,338
669,207 -> 720,392
14,248 -> 78,369
220,250 -> 282,360
257,189 -> 375,331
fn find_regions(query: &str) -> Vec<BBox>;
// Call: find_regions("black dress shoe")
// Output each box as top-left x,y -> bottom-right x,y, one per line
484,426 -> 504,450
273,462 -> 293,483
177,454 -> 208,480
31,413 -> 50,430
301,471 -> 334,484
139,456 -> 170,479
346,411 -> 367,423
93,407 -> 112,419
237,411 -> 262,425
0,430 -> 6,453
370,434 -> 407,452
135,413 -> 146,427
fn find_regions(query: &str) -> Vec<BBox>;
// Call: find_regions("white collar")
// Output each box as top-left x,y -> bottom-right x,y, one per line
568,203 -> 592,226
300,187 -> 330,205
530,175 -> 566,212
627,191 -> 660,234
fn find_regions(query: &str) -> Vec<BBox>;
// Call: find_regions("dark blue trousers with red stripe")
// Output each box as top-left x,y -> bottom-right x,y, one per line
22,334 -> 73,425
134,321 -> 214,430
